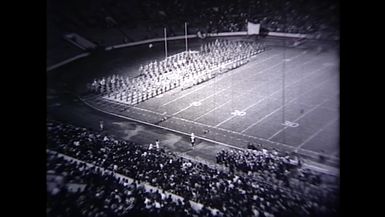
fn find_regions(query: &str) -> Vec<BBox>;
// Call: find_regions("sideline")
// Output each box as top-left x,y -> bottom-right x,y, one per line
77,95 -> 339,176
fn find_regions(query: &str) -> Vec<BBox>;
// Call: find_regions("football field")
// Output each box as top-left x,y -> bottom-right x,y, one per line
80,41 -> 339,165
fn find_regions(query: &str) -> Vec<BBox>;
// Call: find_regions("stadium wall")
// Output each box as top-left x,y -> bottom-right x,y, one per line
105,31 -> 308,51
47,31 -> 307,71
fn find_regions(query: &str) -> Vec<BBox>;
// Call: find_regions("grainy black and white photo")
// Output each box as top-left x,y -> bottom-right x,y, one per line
47,0 -> 340,216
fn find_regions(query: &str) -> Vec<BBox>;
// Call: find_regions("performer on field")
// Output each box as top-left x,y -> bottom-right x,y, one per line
99,120 -> 104,131
190,133 -> 195,147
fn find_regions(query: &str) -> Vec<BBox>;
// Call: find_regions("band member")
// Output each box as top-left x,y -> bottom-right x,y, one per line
191,133 -> 195,147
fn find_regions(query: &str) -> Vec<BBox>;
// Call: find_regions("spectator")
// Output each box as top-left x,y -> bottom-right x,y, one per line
47,120 -> 339,217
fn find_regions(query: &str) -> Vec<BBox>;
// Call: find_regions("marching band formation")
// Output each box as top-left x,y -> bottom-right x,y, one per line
87,39 -> 265,105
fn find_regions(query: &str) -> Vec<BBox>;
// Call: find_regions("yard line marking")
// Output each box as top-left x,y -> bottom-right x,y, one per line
132,106 -> 165,116
163,114 -> 339,161
295,118 -> 339,151
173,63 -> 283,117
161,52 -> 282,106
267,97 -> 339,113
194,90 -> 260,121
174,56 -> 301,117
268,98 -> 330,140
171,115 -> 298,150
194,101 -> 230,121
81,95 -> 339,161
215,65 -> 330,127
173,52 -> 317,116
172,88 -> 229,116
172,104 -> 193,116
161,53 -> 277,106
195,53 -> 319,121
81,53 -> 339,162
193,75 -> 282,121
240,73 -> 338,133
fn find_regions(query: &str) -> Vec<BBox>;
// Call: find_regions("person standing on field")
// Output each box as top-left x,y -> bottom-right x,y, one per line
99,120 -> 104,131
190,133 -> 195,147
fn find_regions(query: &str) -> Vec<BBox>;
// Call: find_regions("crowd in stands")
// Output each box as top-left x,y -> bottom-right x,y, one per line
217,149 -> 299,181
48,0 -> 338,48
47,120 -> 339,217
47,0 -> 337,69
86,39 -> 264,105
47,152 -> 217,217
216,149 -> 326,187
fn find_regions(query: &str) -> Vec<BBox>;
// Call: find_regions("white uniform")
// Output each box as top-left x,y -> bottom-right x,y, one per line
191,133 -> 195,146
155,140 -> 160,149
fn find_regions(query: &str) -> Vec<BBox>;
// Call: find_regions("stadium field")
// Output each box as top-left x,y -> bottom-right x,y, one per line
67,37 -> 339,166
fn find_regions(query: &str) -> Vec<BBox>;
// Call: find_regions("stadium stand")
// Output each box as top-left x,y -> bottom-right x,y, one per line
47,152 -> 219,217
47,120 -> 339,217
217,149 -> 301,179
47,1 -> 339,216
216,148 -> 339,189
47,0 -> 339,68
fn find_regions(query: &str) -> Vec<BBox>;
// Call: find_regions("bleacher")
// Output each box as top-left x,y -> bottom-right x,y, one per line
47,0 -> 339,69
47,120 -> 339,217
